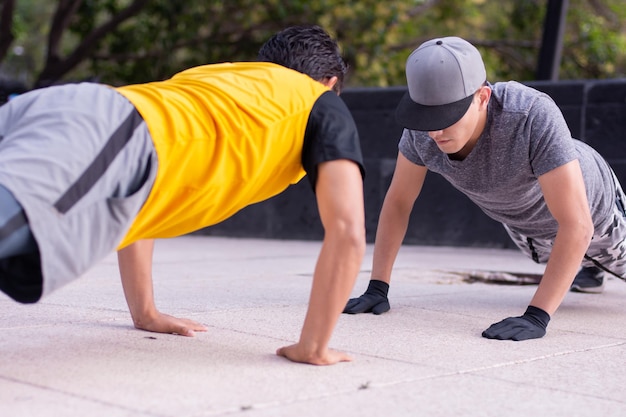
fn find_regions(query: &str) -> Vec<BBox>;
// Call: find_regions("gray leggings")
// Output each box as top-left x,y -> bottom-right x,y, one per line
0,183 -> 37,258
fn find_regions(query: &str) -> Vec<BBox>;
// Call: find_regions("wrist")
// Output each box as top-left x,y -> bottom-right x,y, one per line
295,337 -> 328,363
524,305 -> 551,329
367,279 -> 389,297
129,305 -> 159,329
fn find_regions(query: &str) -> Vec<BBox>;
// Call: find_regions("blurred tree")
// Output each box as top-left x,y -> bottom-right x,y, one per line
563,0 -> 626,79
0,0 -> 16,62
80,0 -> 318,85
0,0 -> 624,89
36,0 -> 148,86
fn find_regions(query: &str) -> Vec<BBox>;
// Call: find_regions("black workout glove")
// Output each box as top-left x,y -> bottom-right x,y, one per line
343,279 -> 390,315
482,305 -> 550,341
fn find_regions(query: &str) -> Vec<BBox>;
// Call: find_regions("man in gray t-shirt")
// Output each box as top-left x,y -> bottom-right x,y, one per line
343,36 -> 626,341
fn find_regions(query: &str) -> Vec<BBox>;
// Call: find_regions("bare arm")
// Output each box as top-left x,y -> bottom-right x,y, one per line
483,159 -> 595,341
371,152 -> 427,284
276,159 -> 366,365
531,159 -> 594,314
117,239 -> 207,336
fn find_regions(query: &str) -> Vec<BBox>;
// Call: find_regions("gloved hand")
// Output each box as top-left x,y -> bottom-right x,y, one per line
482,305 -> 550,341
343,279 -> 390,315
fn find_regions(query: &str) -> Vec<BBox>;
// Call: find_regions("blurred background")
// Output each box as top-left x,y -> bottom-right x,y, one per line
0,0 -> 624,91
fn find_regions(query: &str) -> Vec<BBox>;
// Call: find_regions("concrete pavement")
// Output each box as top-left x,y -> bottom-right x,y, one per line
1,236 -> 625,416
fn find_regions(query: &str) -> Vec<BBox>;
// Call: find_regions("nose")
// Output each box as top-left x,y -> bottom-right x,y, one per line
429,130 -> 443,140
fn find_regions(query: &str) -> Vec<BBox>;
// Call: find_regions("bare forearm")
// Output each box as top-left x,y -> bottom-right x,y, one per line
371,200 -> 412,284
298,232 -> 365,357
531,226 -> 592,314
533,160 -> 595,315
276,159 -> 365,364
117,240 -> 208,336
117,239 -> 158,325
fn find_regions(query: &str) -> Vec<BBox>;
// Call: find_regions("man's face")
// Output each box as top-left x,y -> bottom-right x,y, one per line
426,89 -> 488,159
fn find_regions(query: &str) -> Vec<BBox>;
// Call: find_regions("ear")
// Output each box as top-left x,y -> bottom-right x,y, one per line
477,85 -> 492,109
322,76 -> 339,92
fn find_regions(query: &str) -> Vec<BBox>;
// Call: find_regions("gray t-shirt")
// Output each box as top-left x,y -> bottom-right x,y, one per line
399,81 -> 615,240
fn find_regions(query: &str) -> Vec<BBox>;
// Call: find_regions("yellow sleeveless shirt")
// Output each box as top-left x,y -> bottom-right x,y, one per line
115,62 -> 330,247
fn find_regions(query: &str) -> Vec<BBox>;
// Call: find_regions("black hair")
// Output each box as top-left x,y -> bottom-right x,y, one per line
257,25 -> 347,94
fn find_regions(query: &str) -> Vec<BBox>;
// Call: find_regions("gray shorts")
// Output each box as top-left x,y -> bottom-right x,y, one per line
505,170 -> 626,279
0,83 -> 157,299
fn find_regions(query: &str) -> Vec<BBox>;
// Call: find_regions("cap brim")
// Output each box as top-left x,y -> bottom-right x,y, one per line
395,92 -> 474,131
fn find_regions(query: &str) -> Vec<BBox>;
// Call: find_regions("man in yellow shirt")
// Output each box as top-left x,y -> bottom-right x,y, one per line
0,25 -> 365,365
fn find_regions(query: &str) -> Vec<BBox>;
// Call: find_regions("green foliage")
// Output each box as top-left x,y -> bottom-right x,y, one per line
0,1 -> 54,86
2,0 -> 626,88
563,0 -> 626,79
73,0 -> 327,84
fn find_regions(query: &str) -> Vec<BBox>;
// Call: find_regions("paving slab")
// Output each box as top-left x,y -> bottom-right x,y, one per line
1,236 -> 625,417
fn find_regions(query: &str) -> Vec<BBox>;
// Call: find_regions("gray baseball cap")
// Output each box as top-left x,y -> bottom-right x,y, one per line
395,36 -> 486,131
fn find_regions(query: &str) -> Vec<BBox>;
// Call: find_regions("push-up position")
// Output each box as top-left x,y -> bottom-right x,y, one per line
345,36 -> 626,341
0,25 -> 367,365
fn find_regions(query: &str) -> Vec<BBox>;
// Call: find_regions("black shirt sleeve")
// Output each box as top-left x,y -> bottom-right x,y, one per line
302,91 -> 365,191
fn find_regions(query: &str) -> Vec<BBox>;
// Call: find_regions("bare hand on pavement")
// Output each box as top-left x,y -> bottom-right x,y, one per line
134,311 -> 208,337
276,343 -> 353,365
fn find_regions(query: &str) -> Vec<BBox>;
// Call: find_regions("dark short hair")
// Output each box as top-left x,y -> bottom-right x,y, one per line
258,25 -> 347,93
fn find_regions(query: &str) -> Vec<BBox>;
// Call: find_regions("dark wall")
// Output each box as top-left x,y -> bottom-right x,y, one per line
0,79 -> 28,105
198,79 -> 626,248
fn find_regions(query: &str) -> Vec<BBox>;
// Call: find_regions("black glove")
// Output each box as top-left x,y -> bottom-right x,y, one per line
482,305 -> 550,341
343,280 -> 390,315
